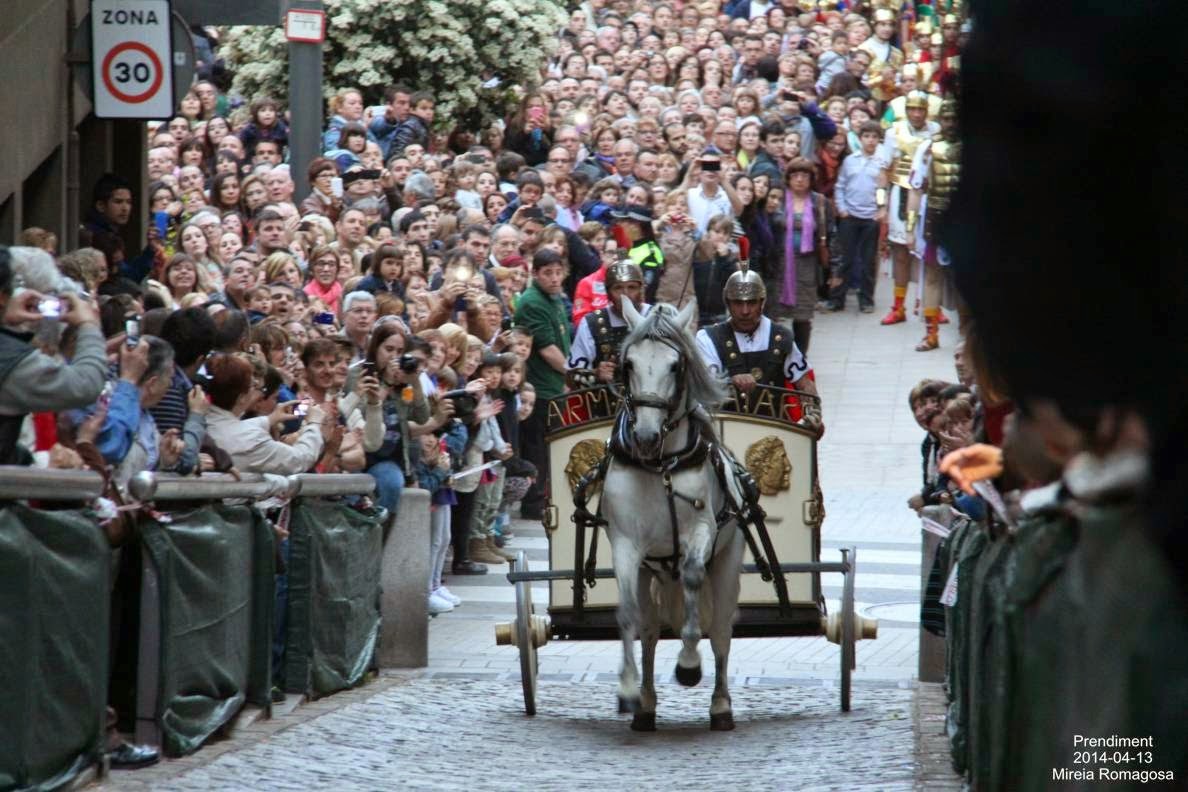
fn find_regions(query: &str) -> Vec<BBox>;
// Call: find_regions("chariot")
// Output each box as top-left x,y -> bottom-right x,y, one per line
495,384 -> 878,715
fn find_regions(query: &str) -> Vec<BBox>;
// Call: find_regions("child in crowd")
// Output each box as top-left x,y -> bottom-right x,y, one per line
449,161 -> 482,210
238,97 -> 290,158
245,285 -> 273,323
467,352 -> 515,562
415,432 -> 462,615
491,353 -> 526,544
505,326 -> 533,362
391,90 -> 434,156
357,243 -> 405,296
816,31 -> 850,95
580,178 -> 623,226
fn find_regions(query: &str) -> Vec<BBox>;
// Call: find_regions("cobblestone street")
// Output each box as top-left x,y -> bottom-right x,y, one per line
104,676 -> 930,791
97,305 -> 962,791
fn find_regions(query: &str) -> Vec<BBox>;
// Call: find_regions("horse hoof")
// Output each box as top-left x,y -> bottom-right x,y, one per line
674,663 -> 702,687
631,712 -> 657,732
617,695 -> 640,714
710,712 -> 735,731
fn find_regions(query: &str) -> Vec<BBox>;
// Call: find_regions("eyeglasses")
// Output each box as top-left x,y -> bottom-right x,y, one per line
314,260 -> 338,269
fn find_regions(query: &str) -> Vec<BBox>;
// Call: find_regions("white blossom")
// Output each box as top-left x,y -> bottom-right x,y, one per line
220,0 -> 565,126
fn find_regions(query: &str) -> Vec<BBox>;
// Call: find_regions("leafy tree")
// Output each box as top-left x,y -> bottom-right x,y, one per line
221,0 -> 565,128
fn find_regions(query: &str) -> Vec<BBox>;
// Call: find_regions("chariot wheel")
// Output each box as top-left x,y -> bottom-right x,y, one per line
513,550 -> 539,716
840,546 -> 857,712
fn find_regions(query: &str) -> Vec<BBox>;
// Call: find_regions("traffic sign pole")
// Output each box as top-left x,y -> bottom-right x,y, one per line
286,0 -> 324,200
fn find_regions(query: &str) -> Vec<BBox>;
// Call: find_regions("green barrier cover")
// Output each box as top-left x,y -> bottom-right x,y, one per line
1004,501 -> 1188,790
1001,505 -> 1079,792
943,513 -> 985,776
285,499 -> 382,698
965,530 -> 1013,792
0,505 -> 110,792
140,504 -> 274,756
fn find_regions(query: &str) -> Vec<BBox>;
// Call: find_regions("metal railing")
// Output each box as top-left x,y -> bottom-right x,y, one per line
129,471 -> 376,501
0,466 -> 105,500
0,466 -> 376,503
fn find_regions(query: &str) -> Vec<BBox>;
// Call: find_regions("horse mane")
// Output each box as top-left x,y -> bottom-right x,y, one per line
621,303 -> 731,411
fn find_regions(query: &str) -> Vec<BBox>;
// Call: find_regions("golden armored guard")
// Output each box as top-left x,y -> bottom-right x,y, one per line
878,90 -> 939,326
907,97 -> 961,351
859,8 -> 905,102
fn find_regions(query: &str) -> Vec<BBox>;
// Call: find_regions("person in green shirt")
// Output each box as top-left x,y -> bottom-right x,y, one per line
514,248 -> 570,519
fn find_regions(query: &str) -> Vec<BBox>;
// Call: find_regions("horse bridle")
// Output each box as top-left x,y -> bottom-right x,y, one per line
619,338 -> 692,456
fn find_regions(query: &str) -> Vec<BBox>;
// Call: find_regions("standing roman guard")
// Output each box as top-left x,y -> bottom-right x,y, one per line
568,260 -> 650,384
907,97 -> 961,351
879,90 -> 939,326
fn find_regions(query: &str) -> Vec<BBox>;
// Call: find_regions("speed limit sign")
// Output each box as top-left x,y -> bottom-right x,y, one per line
90,0 -> 174,118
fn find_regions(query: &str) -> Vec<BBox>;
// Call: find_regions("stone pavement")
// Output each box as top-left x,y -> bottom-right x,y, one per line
101,673 -> 956,791
93,296 -> 966,790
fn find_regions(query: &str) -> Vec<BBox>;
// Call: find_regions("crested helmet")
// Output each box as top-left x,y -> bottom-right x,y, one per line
723,260 -> 766,304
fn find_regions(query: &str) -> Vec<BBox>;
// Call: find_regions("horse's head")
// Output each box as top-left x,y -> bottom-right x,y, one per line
620,300 -> 696,459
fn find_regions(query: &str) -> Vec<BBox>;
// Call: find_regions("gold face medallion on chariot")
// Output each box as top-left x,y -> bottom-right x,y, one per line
744,436 -> 793,496
565,439 -> 607,493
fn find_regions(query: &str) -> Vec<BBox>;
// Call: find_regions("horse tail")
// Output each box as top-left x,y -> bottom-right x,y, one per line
651,573 -> 715,636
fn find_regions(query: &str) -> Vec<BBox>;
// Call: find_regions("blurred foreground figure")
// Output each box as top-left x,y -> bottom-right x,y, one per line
941,1 -> 1188,788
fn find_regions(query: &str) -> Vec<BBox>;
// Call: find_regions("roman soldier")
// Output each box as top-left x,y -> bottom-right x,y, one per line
568,259 -> 650,384
695,262 -> 821,428
882,64 -> 941,127
859,8 -> 905,103
907,20 -> 936,66
907,97 -> 961,351
878,90 -> 939,326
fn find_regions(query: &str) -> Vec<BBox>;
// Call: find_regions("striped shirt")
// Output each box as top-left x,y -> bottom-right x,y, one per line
148,367 -> 191,433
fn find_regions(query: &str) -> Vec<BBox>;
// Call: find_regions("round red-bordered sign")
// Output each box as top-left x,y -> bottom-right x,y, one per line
101,41 -> 164,104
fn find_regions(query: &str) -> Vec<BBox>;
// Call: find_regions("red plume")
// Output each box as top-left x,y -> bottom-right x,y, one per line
611,224 -> 630,251
737,235 -> 751,262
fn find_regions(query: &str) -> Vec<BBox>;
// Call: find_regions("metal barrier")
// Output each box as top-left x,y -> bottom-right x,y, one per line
0,466 -> 104,500
0,466 -> 404,766
127,472 -> 377,751
0,467 -> 112,791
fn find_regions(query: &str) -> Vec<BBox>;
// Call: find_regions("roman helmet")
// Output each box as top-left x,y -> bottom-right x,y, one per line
723,260 -> 766,305
873,8 -> 897,24
905,90 -> 930,110
605,259 -> 644,291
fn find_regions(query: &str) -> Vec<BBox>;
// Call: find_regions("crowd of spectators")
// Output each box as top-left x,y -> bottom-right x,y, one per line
3,0 -> 969,634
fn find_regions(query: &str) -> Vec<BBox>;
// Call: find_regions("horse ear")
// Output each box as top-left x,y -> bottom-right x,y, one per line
621,297 -> 643,329
675,301 -> 695,331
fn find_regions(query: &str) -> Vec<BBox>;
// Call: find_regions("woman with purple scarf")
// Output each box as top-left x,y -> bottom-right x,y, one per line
776,158 -> 840,354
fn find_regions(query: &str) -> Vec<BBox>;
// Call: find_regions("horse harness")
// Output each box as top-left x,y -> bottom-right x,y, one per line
570,333 -> 793,617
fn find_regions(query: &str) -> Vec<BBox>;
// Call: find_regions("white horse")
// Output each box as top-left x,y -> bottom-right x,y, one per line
601,300 -> 746,731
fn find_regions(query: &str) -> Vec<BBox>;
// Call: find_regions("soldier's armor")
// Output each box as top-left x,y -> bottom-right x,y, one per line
924,134 -> 962,241
584,308 -> 630,377
861,41 -> 905,102
891,120 -> 929,189
707,320 -> 793,386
